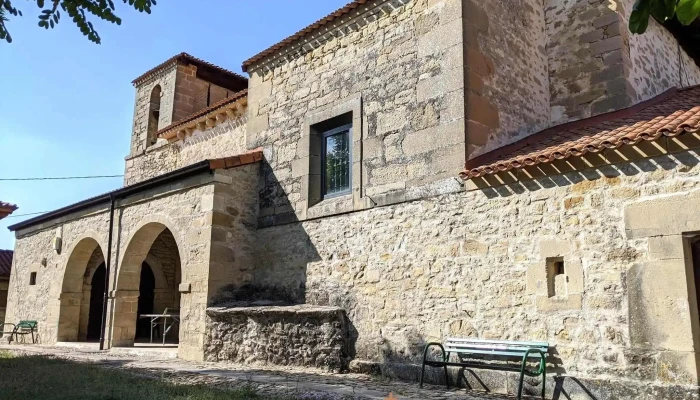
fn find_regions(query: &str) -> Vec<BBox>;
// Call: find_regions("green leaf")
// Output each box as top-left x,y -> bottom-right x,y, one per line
677,0 -> 700,25
630,0 -> 651,33
650,0 -> 676,21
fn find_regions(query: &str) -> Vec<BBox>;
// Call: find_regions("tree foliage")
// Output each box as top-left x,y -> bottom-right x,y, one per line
0,0 -> 157,44
630,0 -> 700,33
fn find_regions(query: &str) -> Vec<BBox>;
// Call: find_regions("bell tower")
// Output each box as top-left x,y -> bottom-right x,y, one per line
128,53 -> 248,156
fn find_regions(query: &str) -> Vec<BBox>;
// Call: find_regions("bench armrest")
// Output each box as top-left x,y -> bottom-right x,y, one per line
422,342 -> 448,363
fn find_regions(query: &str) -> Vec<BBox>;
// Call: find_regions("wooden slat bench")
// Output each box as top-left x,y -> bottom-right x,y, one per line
420,338 -> 548,399
0,320 -> 38,344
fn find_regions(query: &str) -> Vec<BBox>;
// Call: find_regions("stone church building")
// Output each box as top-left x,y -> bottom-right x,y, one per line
6,0 -> 700,397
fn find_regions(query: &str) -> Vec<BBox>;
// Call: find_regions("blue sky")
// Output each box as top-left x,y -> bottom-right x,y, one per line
0,0 -> 349,249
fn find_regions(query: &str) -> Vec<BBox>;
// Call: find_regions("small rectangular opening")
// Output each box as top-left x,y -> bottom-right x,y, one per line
546,257 -> 565,298
29,272 -> 37,286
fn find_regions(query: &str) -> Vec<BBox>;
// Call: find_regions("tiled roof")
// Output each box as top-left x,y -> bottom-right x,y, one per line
0,201 -> 17,220
241,0 -> 371,72
158,89 -> 248,140
0,250 -> 12,277
461,86 -> 700,179
8,150 -> 265,232
208,149 -> 264,170
132,52 -> 247,86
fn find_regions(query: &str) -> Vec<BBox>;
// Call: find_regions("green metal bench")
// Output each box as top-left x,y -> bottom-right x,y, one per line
0,320 -> 38,344
420,338 -> 548,399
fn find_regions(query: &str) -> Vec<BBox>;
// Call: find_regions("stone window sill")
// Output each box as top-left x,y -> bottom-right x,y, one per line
306,194 -> 355,219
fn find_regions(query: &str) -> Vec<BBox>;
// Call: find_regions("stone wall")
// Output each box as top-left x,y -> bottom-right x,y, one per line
247,0 -> 467,223
0,278 -> 9,325
464,0 -> 550,157
205,304 -> 348,371
618,0 -> 700,100
124,117 -> 247,185
253,147 -> 700,394
545,0 -> 700,126
172,64 -> 238,124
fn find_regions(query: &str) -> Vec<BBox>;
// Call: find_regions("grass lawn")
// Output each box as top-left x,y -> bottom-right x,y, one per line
0,350 -> 296,400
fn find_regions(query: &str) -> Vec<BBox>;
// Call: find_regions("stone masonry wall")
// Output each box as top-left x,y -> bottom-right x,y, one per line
205,305 -> 348,371
247,0 -> 467,222
464,0 -> 550,157
124,117 -> 247,185
546,0 -> 632,125
253,148 -> 700,392
5,170 -> 257,361
545,0 -> 700,126
618,0 -> 700,100
0,278 -> 9,325
6,213 -> 111,344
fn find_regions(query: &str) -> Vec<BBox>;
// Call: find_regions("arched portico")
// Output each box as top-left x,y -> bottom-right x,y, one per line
110,220 -> 183,347
57,236 -> 106,342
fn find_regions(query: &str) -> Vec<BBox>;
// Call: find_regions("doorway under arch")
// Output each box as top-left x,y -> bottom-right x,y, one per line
112,223 -> 182,347
58,237 -> 106,342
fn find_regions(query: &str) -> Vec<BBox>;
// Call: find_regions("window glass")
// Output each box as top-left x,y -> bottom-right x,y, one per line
324,128 -> 350,196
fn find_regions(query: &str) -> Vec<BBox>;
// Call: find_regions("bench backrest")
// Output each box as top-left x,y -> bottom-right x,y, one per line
445,338 -> 548,359
17,320 -> 38,329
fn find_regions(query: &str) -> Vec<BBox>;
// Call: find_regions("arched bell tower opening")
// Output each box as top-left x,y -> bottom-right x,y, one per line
146,85 -> 162,146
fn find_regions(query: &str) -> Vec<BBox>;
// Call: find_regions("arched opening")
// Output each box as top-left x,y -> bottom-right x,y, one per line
146,85 -> 161,146
112,223 -> 181,347
86,263 -> 106,341
58,237 -> 105,342
135,262 -> 155,340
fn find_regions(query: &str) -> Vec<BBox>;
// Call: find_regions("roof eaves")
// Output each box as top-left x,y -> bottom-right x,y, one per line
132,52 -> 247,86
241,0 -> 371,72
460,86 -> 700,179
8,151 -> 264,232
157,89 -> 248,141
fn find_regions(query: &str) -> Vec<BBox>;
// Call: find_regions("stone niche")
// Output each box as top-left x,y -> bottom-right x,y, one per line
204,303 -> 349,372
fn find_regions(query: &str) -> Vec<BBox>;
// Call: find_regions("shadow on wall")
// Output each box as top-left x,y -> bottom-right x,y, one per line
473,142 -> 700,199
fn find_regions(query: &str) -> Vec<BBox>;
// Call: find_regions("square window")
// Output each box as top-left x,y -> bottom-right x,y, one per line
29,272 -> 37,286
322,124 -> 352,198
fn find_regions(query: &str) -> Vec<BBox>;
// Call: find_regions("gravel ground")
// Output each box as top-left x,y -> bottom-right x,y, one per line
0,344 -> 517,400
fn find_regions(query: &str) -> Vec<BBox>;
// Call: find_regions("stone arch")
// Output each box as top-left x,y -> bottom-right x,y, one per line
57,235 -> 106,342
146,84 -> 162,146
112,217 -> 183,347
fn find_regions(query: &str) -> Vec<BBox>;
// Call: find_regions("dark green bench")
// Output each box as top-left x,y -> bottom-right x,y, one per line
0,320 -> 38,344
420,338 -> 548,399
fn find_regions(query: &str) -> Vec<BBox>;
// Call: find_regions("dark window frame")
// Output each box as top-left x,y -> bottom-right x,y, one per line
29,272 -> 37,286
321,123 -> 353,200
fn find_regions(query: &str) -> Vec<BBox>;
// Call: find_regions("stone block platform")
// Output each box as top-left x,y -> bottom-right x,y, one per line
205,303 -> 348,371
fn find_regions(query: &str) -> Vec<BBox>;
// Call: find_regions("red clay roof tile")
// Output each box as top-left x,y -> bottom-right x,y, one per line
0,202 -> 17,220
461,86 -> 700,179
208,149 -> 264,171
241,0 -> 370,72
132,52 -> 247,86
157,89 -> 248,139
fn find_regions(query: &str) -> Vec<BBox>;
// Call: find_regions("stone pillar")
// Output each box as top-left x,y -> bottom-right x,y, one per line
78,285 -> 91,341
56,292 -> 83,342
108,290 -> 140,347
625,191 -> 700,385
